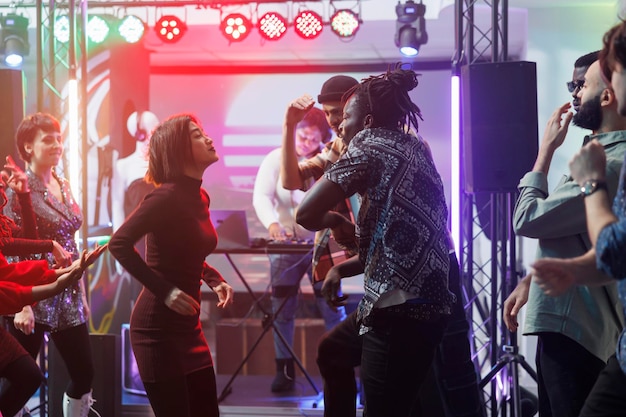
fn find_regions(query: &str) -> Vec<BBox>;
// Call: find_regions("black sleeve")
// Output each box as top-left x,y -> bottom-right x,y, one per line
108,187 -> 174,302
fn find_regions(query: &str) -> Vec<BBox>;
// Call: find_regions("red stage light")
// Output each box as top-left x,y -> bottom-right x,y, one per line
155,15 -> 187,43
330,9 -> 360,38
294,10 -> 323,39
258,12 -> 287,41
221,13 -> 252,42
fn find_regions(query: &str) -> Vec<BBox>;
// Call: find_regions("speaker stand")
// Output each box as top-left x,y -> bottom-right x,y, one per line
479,340 -> 537,417
480,193 -> 537,417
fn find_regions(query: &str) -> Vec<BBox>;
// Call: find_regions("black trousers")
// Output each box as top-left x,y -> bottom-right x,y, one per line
579,354 -> 626,417
420,252 -> 485,417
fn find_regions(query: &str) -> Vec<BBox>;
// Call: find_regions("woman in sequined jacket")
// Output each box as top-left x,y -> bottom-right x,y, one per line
3,113 -> 96,417
0,166 -> 83,417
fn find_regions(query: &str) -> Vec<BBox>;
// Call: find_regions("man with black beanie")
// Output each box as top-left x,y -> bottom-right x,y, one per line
281,75 -> 359,192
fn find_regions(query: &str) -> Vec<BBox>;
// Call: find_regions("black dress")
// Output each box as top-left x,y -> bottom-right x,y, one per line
108,176 -> 219,382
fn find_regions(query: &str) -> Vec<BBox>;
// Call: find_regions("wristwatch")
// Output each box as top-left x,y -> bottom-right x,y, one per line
580,180 -> 608,197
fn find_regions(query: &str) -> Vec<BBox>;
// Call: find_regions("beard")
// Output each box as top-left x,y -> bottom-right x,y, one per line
573,94 -> 603,131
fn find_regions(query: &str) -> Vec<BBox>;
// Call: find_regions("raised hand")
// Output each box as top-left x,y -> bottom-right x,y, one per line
541,102 -> 573,153
285,94 -> 316,127
83,243 -> 108,267
3,155 -> 29,193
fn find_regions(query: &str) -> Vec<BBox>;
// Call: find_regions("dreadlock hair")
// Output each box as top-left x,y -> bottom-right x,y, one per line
342,63 -> 423,134
599,21 -> 626,84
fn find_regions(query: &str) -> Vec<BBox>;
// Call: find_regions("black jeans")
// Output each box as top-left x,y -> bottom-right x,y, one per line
535,332 -> 606,417
317,309 -> 447,417
9,322 -> 94,398
421,252 -> 484,417
0,354 -> 43,416
579,354 -> 626,417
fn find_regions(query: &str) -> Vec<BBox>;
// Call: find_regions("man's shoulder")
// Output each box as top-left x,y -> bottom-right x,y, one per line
594,130 -> 626,147
264,147 -> 282,161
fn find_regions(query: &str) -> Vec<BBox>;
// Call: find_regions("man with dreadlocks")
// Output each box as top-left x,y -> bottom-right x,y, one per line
296,66 -> 455,417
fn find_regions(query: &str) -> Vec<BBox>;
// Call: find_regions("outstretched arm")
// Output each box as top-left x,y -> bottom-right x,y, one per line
1,245 -> 107,316
532,249 -> 614,297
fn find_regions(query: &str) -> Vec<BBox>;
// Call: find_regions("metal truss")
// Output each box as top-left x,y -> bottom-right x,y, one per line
35,0 -> 90,251
1,0 -> 359,9
454,0 -> 509,67
453,1 -> 535,417
36,0 -> 70,114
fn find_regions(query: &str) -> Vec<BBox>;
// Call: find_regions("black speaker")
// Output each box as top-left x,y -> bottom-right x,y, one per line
48,334 -> 121,417
0,69 -> 25,169
461,61 -> 538,192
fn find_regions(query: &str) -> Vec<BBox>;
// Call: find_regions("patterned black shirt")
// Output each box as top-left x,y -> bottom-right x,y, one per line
323,128 -> 455,333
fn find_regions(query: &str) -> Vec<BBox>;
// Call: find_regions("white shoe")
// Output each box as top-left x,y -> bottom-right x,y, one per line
63,392 -> 101,417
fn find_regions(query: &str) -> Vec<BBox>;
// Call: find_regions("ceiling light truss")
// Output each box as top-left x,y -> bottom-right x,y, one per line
0,0 -> 363,129
1,1 -> 363,47
216,0 -> 361,41
394,0 -> 427,57
52,6 -> 148,47
0,12 -> 30,66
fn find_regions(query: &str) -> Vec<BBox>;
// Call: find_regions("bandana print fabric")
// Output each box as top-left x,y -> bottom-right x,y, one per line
323,128 -> 455,333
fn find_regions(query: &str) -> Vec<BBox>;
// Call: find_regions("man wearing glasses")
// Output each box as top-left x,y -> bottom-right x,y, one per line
569,52 -> 599,113
504,53 -> 626,417
252,107 -> 345,393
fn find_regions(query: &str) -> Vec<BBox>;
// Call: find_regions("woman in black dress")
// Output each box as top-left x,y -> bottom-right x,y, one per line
108,114 -> 234,417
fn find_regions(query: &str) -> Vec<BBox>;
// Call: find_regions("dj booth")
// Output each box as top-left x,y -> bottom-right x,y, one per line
211,242 -> 324,401
119,241 -> 328,400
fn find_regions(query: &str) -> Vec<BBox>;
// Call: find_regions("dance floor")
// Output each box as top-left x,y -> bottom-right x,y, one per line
24,287 -> 365,417
26,371 -> 364,417
121,374 -> 364,417
27,366 -> 539,417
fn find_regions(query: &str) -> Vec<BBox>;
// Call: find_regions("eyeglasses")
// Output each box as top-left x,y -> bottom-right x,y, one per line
566,79 -> 585,93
